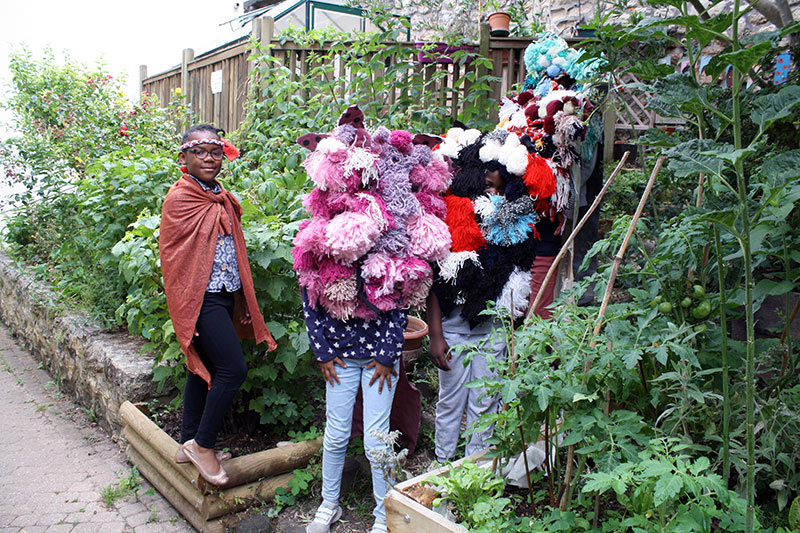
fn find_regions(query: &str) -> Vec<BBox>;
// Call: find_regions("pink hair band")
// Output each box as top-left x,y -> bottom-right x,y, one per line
180,138 -> 225,151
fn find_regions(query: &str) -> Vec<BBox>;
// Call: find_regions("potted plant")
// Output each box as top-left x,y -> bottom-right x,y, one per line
385,450 -> 493,532
402,315 -> 429,365
484,1 -> 511,37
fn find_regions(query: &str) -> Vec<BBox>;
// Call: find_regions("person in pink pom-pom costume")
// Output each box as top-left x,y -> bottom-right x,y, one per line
292,107 -> 450,533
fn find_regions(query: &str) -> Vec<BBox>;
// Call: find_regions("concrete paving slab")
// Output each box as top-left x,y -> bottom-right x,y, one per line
0,322 -> 194,532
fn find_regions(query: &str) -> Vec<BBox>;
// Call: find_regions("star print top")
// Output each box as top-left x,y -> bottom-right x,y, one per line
302,290 -> 409,367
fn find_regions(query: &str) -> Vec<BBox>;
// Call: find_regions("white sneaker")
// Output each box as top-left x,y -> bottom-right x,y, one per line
306,501 -> 343,533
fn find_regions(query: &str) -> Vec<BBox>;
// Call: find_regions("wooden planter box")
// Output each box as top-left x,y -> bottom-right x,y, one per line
385,450 -> 490,533
119,401 -> 321,532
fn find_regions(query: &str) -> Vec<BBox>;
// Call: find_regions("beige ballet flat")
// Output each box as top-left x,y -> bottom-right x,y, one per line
180,439 -> 229,486
175,446 -> 232,464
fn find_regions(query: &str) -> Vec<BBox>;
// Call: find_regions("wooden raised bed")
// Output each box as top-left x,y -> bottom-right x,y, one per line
385,450 -> 490,533
119,401 -> 322,532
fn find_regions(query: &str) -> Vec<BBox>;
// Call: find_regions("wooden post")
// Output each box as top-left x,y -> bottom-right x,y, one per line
122,425 -> 204,508
127,445 -> 225,533
223,438 -> 322,487
138,65 -> 148,98
181,48 -> 195,94
603,97 -> 616,162
259,15 -> 275,44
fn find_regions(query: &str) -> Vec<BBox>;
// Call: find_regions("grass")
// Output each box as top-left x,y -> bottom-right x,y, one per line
100,466 -> 142,507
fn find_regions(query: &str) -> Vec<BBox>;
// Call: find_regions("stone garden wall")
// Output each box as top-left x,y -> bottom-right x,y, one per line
398,0 -> 800,45
0,251 -> 169,435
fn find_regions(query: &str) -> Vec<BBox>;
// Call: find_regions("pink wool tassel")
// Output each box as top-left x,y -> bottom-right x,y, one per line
324,212 -> 381,263
407,213 -> 452,262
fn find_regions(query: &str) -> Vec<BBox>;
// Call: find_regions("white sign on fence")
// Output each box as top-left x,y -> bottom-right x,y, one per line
210,70 -> 223,94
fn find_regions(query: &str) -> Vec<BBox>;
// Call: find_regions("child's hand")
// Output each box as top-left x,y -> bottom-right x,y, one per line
240,306 -> 252,325
366,360 -> 398,394
429,334 -> 451,371
320,357 -> 347,386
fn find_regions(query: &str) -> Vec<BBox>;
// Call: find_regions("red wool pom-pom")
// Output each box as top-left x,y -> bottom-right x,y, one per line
517,91 -> 534,107
444,195 -> 485,253
543,116 -> 555,135
524,105 -> 539,121
523,154 -> 556,199
546,100 -> 563,117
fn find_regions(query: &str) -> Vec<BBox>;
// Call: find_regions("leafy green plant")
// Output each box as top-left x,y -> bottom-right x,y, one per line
582,437 -> 752,532
273,467 -> 318,512
425,460 -> 512,529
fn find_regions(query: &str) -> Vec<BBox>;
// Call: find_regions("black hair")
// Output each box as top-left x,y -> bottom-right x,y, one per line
181,124 -> 225,144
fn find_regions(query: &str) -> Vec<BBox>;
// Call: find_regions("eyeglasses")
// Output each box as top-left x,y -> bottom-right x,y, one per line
185,148 -> 224,161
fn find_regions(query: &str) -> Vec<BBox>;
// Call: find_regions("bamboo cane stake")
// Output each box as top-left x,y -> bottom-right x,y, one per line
561,156 -> 665,515
587,156 -> 664,350
589,156 -> 665,528
526,152 -> 630,323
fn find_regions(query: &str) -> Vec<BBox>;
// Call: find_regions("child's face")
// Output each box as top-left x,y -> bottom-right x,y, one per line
485,169 -> 505,195
179,133 -> 223,183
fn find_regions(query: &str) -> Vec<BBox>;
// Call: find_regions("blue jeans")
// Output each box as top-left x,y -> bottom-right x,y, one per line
321,358 -> 399,523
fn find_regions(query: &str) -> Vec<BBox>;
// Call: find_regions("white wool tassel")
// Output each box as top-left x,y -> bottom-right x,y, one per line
344,147 -> 379,186
496,267 -> 532,318
356,192 -> 389,231
437,251 -> 481,283
551,168 -> 571,212
498,97 -> 520,122
473,195 -> 497,219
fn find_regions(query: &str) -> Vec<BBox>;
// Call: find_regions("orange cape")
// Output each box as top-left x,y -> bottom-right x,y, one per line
159,175 -> 277,387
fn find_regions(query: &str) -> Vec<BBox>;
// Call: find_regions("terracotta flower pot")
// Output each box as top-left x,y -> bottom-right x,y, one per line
487,11 -> 511,37
403,316 -> 429,352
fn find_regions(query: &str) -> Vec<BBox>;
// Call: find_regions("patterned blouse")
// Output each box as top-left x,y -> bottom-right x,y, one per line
189,175 -> 242,293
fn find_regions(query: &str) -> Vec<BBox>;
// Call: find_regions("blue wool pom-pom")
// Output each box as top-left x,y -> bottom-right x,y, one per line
547,64 -> 562,78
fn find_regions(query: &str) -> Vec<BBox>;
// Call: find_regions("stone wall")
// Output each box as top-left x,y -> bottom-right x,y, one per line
0,252 -> 170,435
397,0 -> 800,43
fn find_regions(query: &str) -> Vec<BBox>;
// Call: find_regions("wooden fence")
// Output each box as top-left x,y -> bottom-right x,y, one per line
139,16 -> 679,161
140,17 -> 534,131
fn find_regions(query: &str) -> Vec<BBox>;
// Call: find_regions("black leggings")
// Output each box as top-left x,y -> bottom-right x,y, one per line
181,290 -> 248,449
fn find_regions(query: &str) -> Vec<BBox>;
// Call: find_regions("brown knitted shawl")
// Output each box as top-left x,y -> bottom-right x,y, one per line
159,175 -> 277,387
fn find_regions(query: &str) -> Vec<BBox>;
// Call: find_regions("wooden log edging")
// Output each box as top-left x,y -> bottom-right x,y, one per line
119,400 -> 322,531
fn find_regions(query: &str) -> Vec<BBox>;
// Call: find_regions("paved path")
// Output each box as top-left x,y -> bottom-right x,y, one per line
0,322 -> 194,532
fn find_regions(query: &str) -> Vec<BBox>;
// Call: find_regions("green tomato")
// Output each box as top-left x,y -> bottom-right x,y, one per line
692,285 -> 705,298
681,297 -> 693,308
658,301 -> 673,314
692,300 -> 711,319
651,295 -> 663,307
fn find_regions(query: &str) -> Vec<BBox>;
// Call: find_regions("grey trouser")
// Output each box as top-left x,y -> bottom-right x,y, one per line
435,309 -> 507,461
